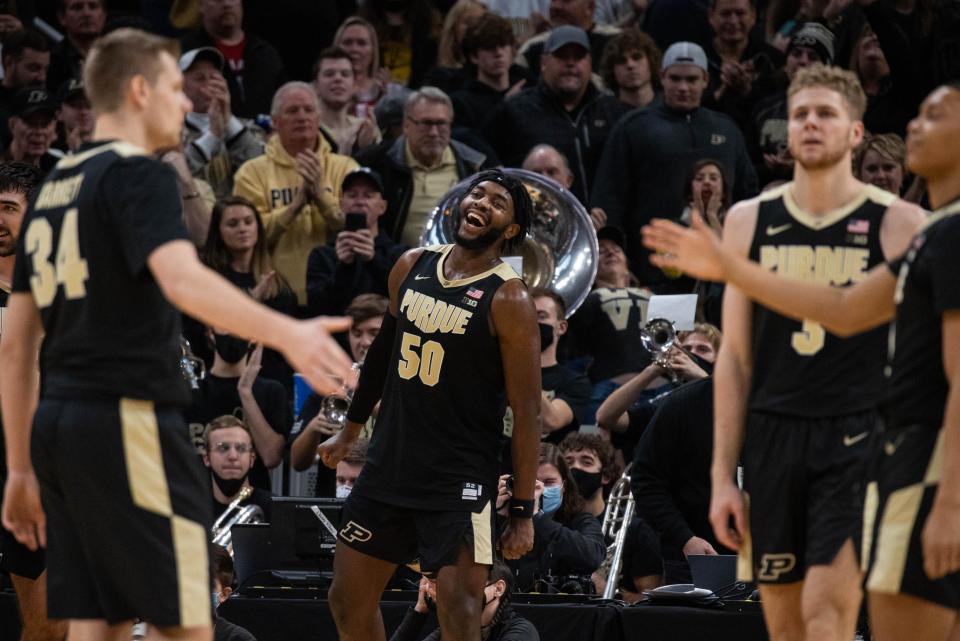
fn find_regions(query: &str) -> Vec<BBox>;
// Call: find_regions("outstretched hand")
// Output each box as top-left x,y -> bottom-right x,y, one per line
642,212 -> 727,282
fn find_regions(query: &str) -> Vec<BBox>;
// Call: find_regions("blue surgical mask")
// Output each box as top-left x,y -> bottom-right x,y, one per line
211,592 -> 220,612
541,485 -> 562,514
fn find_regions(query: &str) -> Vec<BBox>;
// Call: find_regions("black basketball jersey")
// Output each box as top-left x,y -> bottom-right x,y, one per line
11,141 -> 191,406
568,287 -> 652,382
882,199 -> 960,431
747,183 -> 895,417
353,244 -> 519,512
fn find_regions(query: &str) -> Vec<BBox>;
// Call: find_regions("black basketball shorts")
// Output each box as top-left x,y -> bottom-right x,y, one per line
739,411 -> 874,584
862,424 -> 960,609
31,397 -> 212,627
338,492 -> 496,573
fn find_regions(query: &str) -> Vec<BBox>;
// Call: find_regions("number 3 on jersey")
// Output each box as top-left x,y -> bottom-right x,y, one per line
791,319 -> 825,356
26,208 -> 89,308
397,332 -> 445,386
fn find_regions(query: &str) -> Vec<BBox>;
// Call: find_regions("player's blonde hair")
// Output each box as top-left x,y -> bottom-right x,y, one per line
788,63 -> 867,121
84,28 -> 180,113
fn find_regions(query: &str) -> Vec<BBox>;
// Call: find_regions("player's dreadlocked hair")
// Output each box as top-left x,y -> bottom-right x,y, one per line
457,169 -> 532,254
0,162 -> 43,201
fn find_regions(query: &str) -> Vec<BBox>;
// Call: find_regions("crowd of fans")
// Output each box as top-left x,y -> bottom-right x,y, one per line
3,0 -> 959,625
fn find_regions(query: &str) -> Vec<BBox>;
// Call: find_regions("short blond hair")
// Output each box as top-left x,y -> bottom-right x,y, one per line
203,415 -> 252,450
788,63 -> 866,121
84,28 -> 180,113
679,322 -> 722,351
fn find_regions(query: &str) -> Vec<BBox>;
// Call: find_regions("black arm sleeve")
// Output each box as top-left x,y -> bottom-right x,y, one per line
346,311 -> 398,424
387,607 -> 429,641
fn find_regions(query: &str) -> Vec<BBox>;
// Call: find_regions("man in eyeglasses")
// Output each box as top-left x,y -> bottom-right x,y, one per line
355,87 -> 494,248
203,415 -> 273,522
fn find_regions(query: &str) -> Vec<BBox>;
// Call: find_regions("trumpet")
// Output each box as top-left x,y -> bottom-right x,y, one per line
640,318 -> 697,382
211,485 -> 264,555
179,336 -> 206,390
318,362 -> 362,428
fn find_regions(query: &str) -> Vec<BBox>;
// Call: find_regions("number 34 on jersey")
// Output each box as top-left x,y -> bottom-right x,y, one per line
25,207 -> 89,308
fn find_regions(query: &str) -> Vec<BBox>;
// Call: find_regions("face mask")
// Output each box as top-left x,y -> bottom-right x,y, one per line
211,592 -> 221,612
335,484 -> 352,499
541,485 -> 562,514
690,352 -> 714,376
570,468 -> 602,499
214,333 -> 250,364
211,470 -> 247,498
538,323 -> 554,352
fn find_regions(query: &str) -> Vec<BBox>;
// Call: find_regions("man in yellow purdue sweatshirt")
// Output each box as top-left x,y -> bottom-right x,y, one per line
234,81 -> 358,307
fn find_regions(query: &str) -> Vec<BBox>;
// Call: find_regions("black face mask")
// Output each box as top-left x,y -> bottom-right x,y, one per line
211,469 -> 247,498
539,323 -> 554,352
214,333 -> 250,364
570,468 -> 603,499
690,352 -> 714,376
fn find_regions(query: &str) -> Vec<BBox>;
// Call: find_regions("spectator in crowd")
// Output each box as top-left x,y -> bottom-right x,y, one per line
359,0 -> 442,89
747,22 -> 833,185
0,29 -> 50,146
306,168 -> 407,316
2,86 -> 58,173
560,432 -> 662,598
680,158 -> 732,230
854,133 -> 906,196
596,323 -> 720,460
180,47 -> 264,198
355,87 -> 492,246
591,41 -> 758,288
598,27 -> 659,110
334,17 -> 393,115
313,47 -> 382,157
47,0 -> 104,92
702,0 -> 783,126
566,227 -> 651,410
52,77 -> 94,155
334,439 -> 369,499
290,294 -> 387,497
200,196 -> 297,389
203,415 -> 274,522
450,12 -> 529,132
521,144 -> 574,190
158,148 -> 215,248
211,545 -> 258,641
423,0 -> 487,94
390,561 -> 539,641
182,0 -> 285,119
484,26 -> 625,205
848,23 -> 910,136
631,373 -> 734,585
533,288 -> 592,443
594,0 -> 636,25
516,1 -> 621,79
233,81 -> 358,308
498,443 -> 606,593
188,336 -> 293,492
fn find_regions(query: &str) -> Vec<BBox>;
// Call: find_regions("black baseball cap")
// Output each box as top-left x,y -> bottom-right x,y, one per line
596,225 -> 626,250
57,77 -> 86,104
12,86 -> 56,120
342,167 -> 385,194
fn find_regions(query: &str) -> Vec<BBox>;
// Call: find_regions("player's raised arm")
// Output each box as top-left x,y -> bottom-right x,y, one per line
643,208 -> 900,336
491,279 -> 541,559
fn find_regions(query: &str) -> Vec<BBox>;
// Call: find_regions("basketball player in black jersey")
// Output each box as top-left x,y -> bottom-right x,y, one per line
0,163 -> 67,641
318,169 -> 541,641
644,64 -> 925,641
0,29 -> 352,641
644,83 -> 960,641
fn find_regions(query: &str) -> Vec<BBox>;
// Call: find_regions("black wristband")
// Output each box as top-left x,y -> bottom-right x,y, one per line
508,498 -> 535,519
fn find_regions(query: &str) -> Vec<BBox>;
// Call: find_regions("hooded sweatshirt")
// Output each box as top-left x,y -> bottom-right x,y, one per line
234,134 -> 358,305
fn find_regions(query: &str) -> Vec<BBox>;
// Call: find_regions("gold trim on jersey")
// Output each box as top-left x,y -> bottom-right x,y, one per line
470,501 -> 494,565
432,244 -> 519,288
761,182 -> 897,230
866,429 -> 944,595
119,398 -> 210,628
919,198 -> 960,233
54,141 -> 146,170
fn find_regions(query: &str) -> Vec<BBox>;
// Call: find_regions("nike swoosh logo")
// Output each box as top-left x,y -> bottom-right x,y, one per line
414,275 -> 430,280
766,223 -> 792,236
843,431 -> 869,447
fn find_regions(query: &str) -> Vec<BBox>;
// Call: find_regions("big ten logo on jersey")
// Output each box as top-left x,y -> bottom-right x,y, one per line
594,288 -> 649,331
33,174 -> 84,210
759,244 -> 871,356
758,553 -> 797,581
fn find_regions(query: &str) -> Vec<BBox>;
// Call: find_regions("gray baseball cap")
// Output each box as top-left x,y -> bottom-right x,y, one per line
544,25 -> 590,55
661,42 -> 708,73
179,47 -> 224,73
